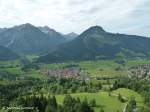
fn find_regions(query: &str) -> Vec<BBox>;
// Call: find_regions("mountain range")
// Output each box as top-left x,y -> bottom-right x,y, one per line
1,23 -> 150,63
37,26 -> 150,63
0,23 -> 67,55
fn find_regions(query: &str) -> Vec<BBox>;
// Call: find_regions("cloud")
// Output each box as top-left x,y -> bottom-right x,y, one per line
0,0 -> 149,37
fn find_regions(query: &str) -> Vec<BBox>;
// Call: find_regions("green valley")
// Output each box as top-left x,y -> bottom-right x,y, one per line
0,24 -> 150,112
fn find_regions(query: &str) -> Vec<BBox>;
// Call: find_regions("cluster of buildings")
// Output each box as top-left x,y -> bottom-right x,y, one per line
41,67 -> 89,79
130,64 -> 150,79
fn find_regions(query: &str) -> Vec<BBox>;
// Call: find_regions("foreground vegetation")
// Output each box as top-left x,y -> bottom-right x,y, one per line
0,58 -> 150,112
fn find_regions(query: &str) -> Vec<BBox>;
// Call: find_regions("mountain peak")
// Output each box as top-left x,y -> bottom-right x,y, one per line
64,32 -> 78,41
79,26 -> 106,38
20,23 -> 34,27
43,25 -> 51,29
38,26 -> 57,34
66,32 -> 78,37
88,26 -> 105,32
15,23 -> 36,30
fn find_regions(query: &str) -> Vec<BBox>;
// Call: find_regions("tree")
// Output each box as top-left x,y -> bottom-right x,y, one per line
89,99 -> 96,107
57,105 -> 63,112
129,97 -> 136,109
50,96 -> 57,109
100,108 -> 104,112
118,94 -> 125,103
74,103 -> 82,112
63,95 -> 75,112
45,104 -> 52,112
46,96 -> 58,112
80,98 -> 94,112
126,97 -> 136,112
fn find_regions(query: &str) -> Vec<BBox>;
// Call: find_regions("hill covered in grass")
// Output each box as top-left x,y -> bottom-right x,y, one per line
55,88 -> 149,112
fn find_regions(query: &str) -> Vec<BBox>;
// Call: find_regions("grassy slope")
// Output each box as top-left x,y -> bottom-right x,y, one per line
56,91 -> 125,112
0,67 -> 23,75
113,88 -> 150,110
0,58 -> 47,79
26,55 -> 39,62
0,60 -> 20,66
55,88 -> 147,112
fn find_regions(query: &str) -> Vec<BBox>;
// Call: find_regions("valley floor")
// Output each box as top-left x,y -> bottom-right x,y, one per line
0,58 -> 150,112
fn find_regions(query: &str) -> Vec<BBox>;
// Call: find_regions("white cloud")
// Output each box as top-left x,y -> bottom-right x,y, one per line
0,0 -> 149,37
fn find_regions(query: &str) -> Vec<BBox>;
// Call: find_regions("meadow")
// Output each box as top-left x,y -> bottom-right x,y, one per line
55,88 -> 145,112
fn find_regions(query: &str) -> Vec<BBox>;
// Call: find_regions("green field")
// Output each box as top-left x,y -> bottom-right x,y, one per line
56,92 -> 124,112
26,55 -> 39,62
44,59 -> 150,78
0,67 -> 23,75
78,60 -> 127,77
113,88 -> 143,106
126,59 -> 150,67
44,60 -> 128,78
0,59 -> 20,66
1,58 -> 150,79
54,88 -> 148,112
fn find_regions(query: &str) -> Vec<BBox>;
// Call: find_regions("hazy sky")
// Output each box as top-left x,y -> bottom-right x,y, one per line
0,0 -> 149,36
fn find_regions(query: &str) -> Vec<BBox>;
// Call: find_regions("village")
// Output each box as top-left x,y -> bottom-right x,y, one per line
130,64 -> 150,80
41,66 -> 90,80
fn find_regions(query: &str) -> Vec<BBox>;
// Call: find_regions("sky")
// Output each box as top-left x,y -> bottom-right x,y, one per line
0,0 -> 150,37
